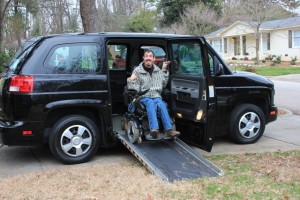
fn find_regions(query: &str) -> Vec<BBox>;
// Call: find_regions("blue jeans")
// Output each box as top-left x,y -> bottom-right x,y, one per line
139,97 -> 173,131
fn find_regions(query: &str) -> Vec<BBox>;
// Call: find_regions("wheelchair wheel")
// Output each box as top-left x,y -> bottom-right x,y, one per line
126,120 -> 140,144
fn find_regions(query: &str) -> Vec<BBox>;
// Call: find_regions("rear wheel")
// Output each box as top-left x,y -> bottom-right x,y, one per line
49,115 -> 100,164
229,104 -> 266,144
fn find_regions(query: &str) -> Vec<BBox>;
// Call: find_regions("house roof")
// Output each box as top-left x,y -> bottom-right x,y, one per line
205,27 -> 227,38
206,16 -> 300,39
260,16 -> 300,29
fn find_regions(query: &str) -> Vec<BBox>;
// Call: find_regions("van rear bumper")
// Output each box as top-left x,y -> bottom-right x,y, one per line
0,120 -> 43,146
268,106 -> 278,123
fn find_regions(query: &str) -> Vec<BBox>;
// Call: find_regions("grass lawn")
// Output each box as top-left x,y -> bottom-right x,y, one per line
231,64 -> 300,76
256,66 -> 300,76
0,151 -> 299,199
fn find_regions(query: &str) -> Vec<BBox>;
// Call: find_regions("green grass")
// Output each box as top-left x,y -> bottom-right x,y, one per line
256,66 -> 300,76
232,65 -> 300,76
199,151 -> 300,200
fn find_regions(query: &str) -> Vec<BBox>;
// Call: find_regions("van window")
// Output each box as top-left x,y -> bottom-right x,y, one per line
45,43 -> 100,74
208,52 -> 214,75
8,37 -> 41,72
108,45 -> 127,70
171,42 -> 204,76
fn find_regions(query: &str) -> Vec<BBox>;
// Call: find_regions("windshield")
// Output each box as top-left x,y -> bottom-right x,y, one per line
8,37 -> 41,72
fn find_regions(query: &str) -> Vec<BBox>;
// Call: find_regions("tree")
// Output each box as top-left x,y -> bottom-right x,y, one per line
158,0 -> 222,27
0,0 -> 12,50
168,2 -> 219,35
124,10 -> 155,32
80,0 -> 98,32
158,0 -> 199,27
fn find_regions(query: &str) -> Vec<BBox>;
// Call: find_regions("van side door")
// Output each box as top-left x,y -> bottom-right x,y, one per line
168,39 -> 216,151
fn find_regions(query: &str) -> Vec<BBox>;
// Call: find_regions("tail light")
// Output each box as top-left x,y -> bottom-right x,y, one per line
9,75 -> 34,93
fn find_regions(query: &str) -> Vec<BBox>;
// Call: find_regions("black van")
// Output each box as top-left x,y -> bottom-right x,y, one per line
0,33 -> 277,164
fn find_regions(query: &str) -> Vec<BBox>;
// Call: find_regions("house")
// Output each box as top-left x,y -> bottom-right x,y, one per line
206,16 -> 300,62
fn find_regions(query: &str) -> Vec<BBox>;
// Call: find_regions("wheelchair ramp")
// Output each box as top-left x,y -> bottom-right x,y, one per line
117,134 -> 223,182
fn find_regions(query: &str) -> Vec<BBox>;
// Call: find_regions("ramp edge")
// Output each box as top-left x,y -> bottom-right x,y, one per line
175,139 -> 224,176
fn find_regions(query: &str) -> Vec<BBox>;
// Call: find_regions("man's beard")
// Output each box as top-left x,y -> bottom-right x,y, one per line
144,60 -> 152,67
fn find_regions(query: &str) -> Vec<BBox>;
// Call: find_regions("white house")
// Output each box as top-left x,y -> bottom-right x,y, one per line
206,16 -> 300,61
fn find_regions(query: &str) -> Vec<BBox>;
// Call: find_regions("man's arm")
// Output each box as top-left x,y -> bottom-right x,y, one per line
161,61 -> 170,88
127,70 -> 140,91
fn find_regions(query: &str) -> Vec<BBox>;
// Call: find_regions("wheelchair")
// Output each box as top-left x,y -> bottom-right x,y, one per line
121,87 -> 174,144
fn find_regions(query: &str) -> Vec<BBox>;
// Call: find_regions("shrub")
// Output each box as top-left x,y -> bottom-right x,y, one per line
290,56 -> 297,65
232,57 -> 237,60
275,55 -> 281,64
271,55 -> 281,66
242,65 -> 257,73
0,50 -> 14,72
243,57 -> 249,60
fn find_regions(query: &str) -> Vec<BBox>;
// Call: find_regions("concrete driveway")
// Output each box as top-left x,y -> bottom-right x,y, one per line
1,74 -> 300,179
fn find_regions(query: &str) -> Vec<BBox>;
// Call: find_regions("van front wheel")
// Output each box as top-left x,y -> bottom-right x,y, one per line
49,115 -> 100,164
229,104 -> 266,144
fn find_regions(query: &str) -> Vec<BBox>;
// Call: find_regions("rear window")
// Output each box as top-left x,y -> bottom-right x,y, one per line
8,38 -> 41,72
44,43 -> 101,74
141,46 -> 166,57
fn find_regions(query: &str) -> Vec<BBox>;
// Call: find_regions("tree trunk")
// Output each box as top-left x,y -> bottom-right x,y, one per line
14,0 -> 22,47
0,0 -> 12,50
255,26 -> 260,65
80,0 -> 98,32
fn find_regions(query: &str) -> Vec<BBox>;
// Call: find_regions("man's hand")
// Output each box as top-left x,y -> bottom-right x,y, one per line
129,72 -> 137,81
162,61 -> 171,72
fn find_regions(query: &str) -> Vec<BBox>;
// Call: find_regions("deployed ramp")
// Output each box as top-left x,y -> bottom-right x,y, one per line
117,134 -> 223,182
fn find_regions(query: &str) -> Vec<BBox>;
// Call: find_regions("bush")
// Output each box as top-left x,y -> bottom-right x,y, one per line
232,57 -> 237,60
0,50 -> 14,72
290,56 -> 297,65
275,55 -> 281,64
271,55 -> 281,66
242,65 -> 257,73
243,57 -> 249,60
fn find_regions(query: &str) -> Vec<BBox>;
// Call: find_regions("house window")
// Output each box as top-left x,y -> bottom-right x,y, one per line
293,30 -> 300,47
262,33 -> 270,51
212,39 -> 222,54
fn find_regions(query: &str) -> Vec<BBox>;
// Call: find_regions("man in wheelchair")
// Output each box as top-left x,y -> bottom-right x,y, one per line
127,49 -> 180,139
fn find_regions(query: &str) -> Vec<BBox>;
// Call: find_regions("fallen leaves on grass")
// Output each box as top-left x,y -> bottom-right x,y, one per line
0,151 -> 299,200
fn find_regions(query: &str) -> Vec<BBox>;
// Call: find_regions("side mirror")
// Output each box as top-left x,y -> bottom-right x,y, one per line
215,63 -> 224,76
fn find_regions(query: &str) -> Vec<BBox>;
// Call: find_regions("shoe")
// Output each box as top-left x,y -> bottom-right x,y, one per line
166,130 -> 180,137
150,129 -> 158,138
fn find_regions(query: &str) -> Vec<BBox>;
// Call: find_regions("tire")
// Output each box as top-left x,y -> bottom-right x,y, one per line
126,120 -> 140,144
49,115 -> 100,164
229,104 -> 266,144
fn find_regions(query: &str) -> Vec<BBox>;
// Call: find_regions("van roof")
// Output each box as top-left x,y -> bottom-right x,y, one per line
38,32 -> 204,40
